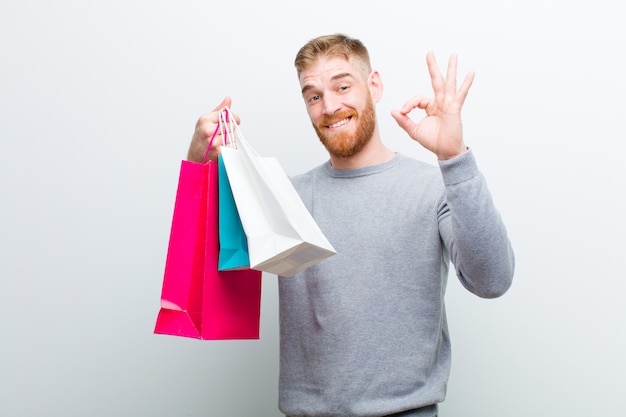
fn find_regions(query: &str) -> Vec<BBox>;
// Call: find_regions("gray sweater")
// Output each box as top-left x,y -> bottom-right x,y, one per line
278,150 -> 515,417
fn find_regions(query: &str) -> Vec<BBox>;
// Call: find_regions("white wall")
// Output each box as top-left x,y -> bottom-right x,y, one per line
1,1 -> 624,416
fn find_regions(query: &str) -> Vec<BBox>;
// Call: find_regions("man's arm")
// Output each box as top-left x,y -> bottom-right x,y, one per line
392,52 -> 514,296
437,150 -> 515,298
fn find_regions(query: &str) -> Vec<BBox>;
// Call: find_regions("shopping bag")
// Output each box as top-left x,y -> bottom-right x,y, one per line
153,160 -> 208,338
217,156 -> 250,270
218,107 -> 336,277
154,124 -> 262,340
200,159 -> 262,339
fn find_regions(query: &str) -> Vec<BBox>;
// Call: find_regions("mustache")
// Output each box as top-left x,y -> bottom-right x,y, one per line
319,110 -> 356,127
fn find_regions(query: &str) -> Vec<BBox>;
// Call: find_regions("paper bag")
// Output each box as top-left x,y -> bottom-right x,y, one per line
154,137 -> 262,339
218,109 -> 336,277
217,154 -> 251,271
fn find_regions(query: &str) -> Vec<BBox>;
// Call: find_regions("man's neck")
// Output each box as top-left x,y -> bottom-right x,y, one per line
328,135 -> 395,170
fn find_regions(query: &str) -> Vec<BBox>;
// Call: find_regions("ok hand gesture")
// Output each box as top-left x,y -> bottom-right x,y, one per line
391,52 -> 474,160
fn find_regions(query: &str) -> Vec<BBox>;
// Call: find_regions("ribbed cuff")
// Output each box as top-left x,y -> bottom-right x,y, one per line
438,148 -> 479,186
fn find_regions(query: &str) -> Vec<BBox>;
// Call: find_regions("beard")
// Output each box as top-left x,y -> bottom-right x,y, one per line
312,95 -> 376,159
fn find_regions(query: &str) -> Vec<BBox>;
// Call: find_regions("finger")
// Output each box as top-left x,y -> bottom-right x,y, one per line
398,95 -> 432,115
208,126 -> 225,148
426,51 -> 444,97
195,112 -> 220,131
213,97 -> 242,125
445,54 -> 458,96
196,100 -> 238,131
211,96 -> 232,113
457,70 -> 475,105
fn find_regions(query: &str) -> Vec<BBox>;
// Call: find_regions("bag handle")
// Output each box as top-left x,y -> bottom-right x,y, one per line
220,106 -> 262,159
201,107 -> 234,164
201,122 -> 220,164
220,107 -> 238,149
201,106 -> 246,163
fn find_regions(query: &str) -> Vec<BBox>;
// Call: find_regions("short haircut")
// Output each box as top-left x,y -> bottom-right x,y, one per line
294,33 -> 372,78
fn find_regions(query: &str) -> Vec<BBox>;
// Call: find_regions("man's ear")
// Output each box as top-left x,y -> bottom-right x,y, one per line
368,70 -> 384,103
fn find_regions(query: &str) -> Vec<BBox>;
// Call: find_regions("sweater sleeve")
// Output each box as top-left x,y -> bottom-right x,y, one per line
437,149 -> 515,298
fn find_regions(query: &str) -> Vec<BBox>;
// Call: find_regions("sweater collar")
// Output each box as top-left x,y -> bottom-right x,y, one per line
323,153 -> 403,178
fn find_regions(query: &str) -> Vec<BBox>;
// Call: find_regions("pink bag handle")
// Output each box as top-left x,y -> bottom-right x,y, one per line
201,107 -> 233,164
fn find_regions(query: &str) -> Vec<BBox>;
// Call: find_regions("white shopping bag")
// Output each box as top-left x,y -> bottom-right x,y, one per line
218,108 -> 336,277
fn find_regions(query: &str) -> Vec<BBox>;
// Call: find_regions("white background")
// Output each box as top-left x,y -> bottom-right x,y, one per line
1,1 -> 624,416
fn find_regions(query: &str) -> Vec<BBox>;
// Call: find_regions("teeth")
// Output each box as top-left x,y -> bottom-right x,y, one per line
328,118 -> 349,129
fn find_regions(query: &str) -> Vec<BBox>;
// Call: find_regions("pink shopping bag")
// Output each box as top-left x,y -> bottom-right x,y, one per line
154,135 -> 262,340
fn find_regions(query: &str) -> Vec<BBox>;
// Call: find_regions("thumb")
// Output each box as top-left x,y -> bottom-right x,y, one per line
211,96 -> 232,112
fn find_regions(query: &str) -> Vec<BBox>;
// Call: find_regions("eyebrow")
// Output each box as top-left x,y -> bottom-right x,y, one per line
301,72 -> 354,95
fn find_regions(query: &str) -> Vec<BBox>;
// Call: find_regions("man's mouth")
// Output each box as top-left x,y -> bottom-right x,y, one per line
327,117 -> 351,129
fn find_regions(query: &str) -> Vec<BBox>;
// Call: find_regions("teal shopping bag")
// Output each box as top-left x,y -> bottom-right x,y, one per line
217,154 -> 251,270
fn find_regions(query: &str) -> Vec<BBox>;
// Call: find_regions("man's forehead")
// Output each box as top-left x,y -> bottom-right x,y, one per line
299,56 -> 360,87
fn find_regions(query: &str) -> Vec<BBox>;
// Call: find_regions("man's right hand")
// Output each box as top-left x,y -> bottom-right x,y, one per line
187,96 -> 240,163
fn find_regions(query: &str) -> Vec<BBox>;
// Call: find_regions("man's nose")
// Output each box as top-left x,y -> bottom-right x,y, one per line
322,94 -> 341,116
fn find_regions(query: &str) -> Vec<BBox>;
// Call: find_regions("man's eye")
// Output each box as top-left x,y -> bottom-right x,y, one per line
339,86 -> 349,92
308,95 -> 320,103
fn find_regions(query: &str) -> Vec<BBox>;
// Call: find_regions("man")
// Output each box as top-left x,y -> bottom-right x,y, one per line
188,34 -> 514,417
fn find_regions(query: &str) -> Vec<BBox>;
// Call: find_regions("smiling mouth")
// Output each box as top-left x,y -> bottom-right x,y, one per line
327,117 -> 351,129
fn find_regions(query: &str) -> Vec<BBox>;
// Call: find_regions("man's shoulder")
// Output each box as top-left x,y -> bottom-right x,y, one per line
289,162 -> 327,186
394,153 -> 441,181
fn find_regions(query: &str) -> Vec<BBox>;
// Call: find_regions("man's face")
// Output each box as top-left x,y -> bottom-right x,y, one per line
299,56 -> 376,158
